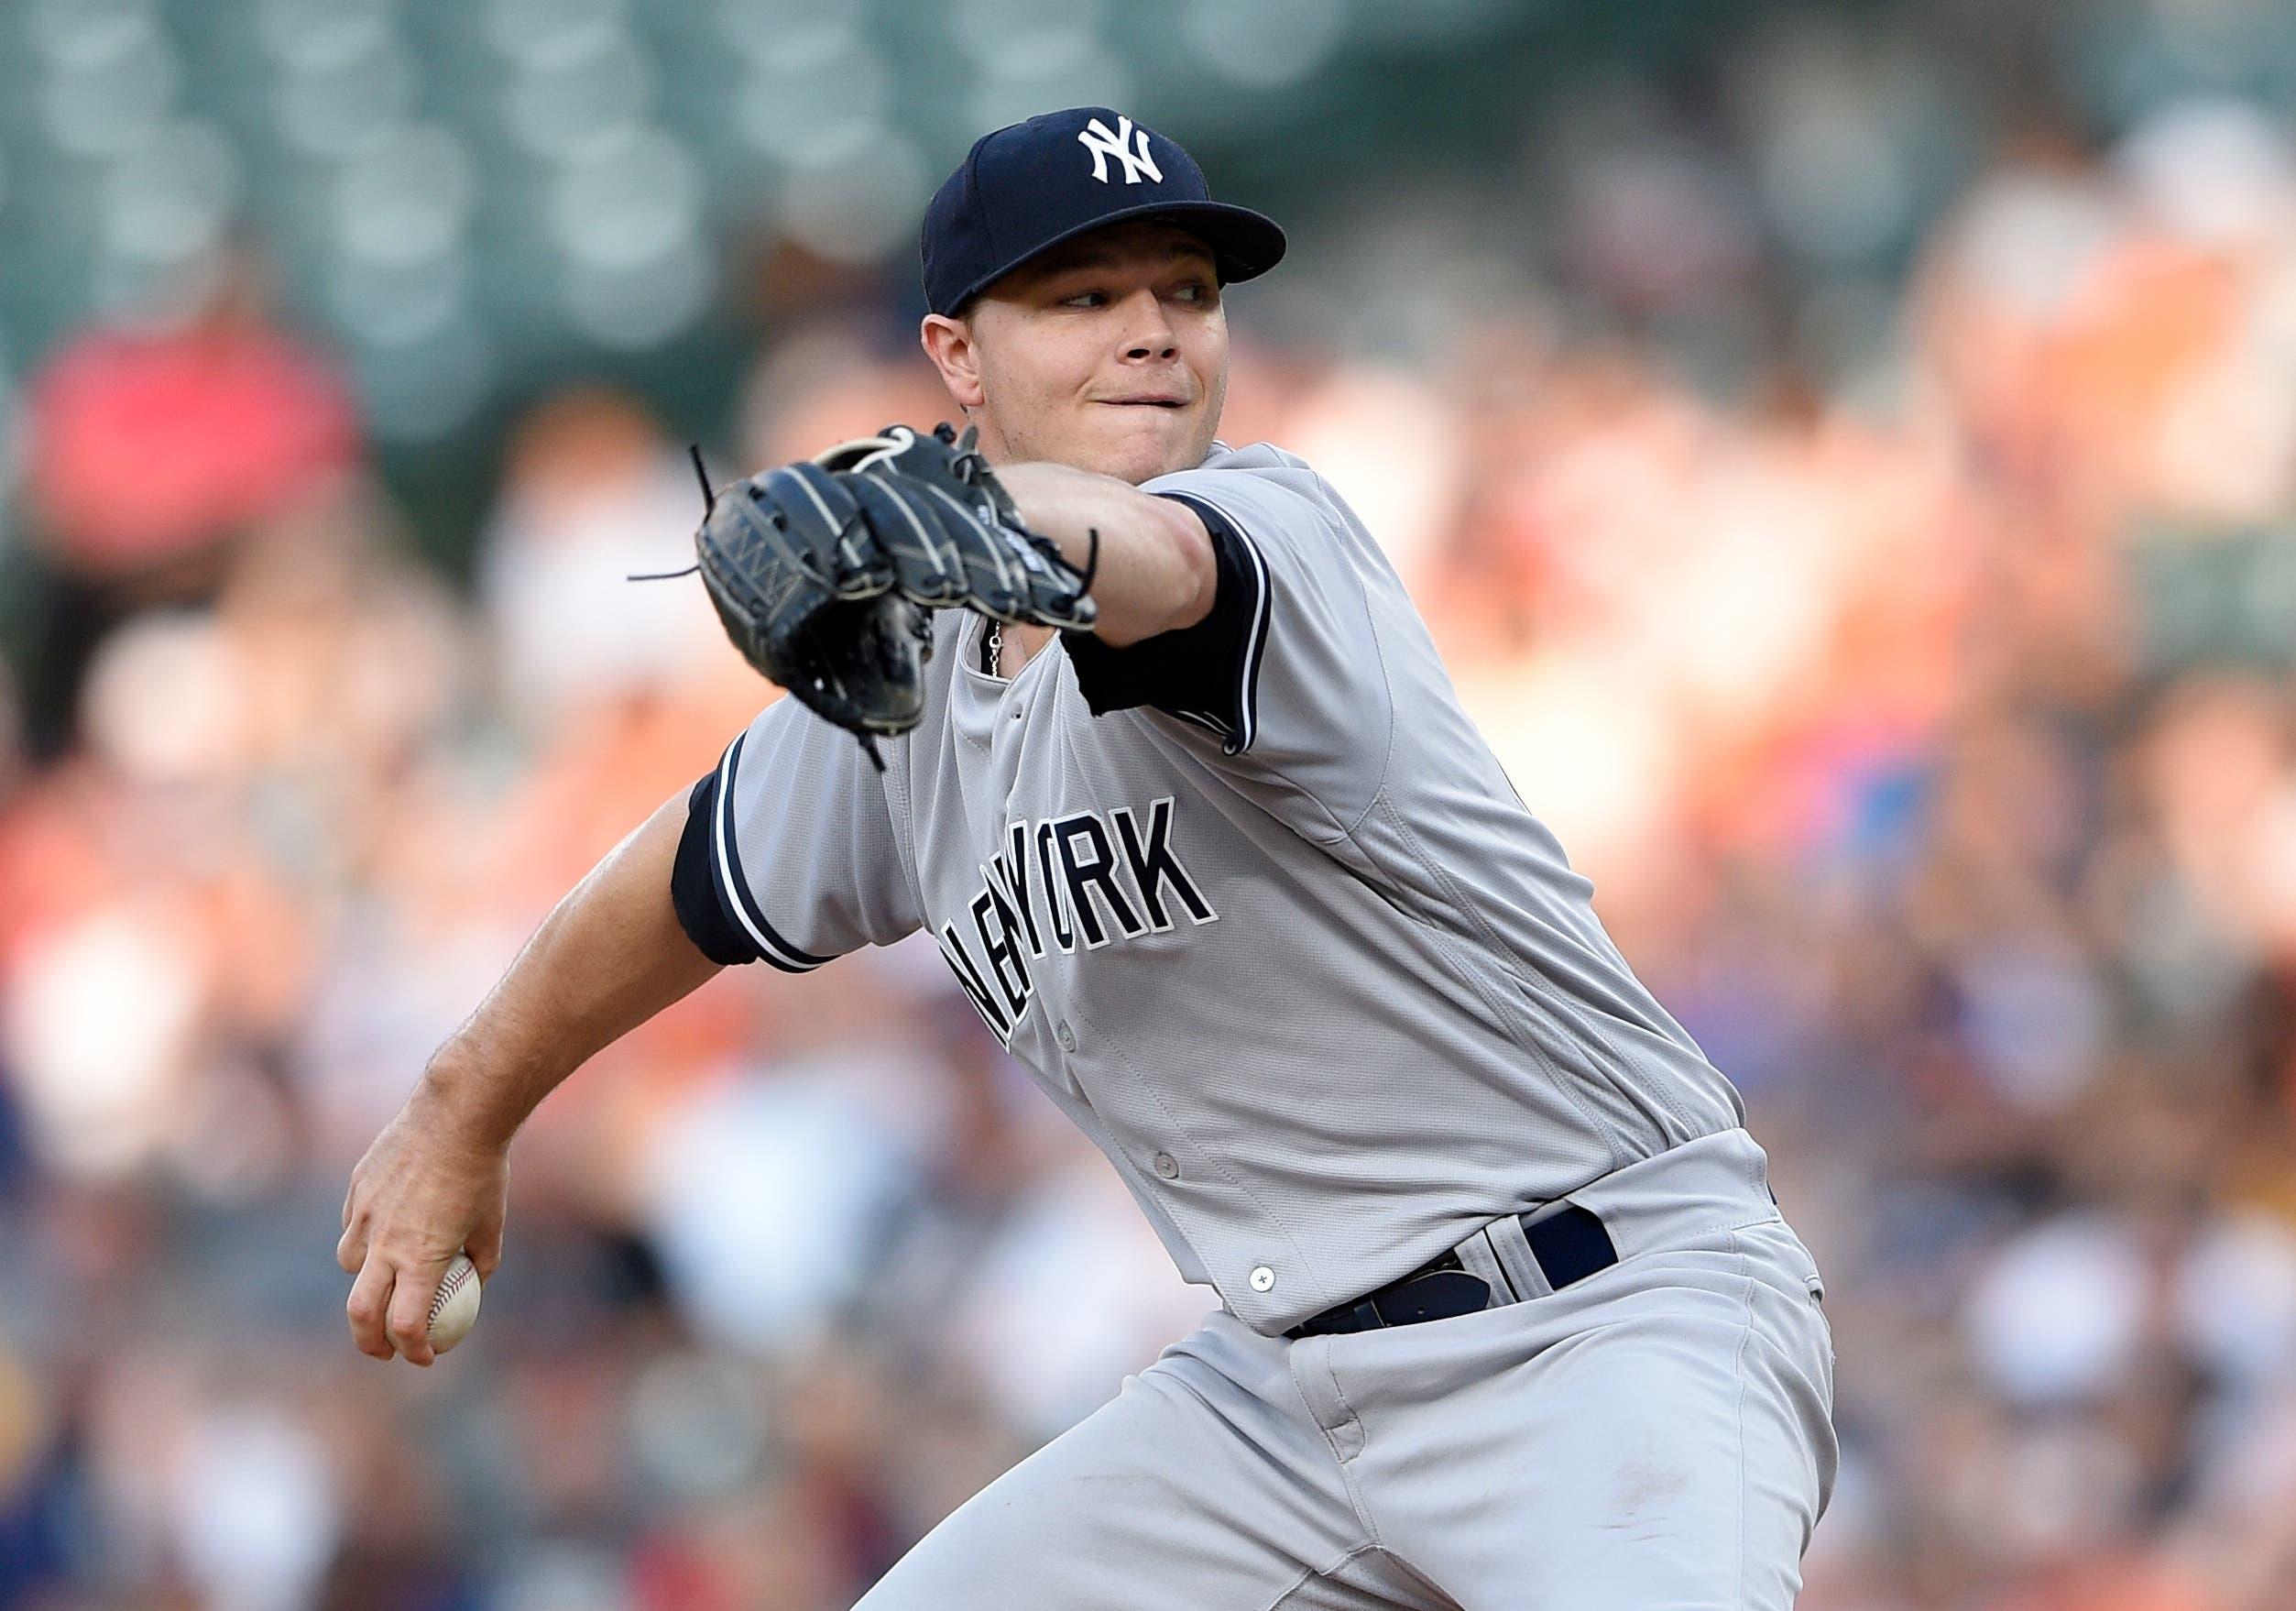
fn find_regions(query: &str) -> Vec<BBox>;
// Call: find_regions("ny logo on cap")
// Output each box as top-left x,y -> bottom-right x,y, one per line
1077,115 -> 1163,185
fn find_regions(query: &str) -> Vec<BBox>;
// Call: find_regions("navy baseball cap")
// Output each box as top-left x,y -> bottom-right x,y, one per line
922,107 -> 1286,317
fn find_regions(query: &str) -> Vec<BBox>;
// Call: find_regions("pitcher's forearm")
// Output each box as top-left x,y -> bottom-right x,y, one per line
997,462 -> 1216,644
421,790 -> 722,1147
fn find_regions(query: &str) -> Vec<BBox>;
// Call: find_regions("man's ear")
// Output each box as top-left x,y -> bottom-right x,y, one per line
920,313 -> 986,411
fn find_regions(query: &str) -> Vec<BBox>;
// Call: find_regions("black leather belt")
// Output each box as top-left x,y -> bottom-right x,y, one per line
1285,1203 -> 1619,1340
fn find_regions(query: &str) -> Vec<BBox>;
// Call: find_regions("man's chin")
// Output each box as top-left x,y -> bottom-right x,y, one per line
1081,411 -> 1211,485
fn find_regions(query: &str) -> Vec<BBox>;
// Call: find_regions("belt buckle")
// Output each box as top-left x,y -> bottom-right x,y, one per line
1286,1205 -> 1625,1342
1370,1267 -> 1492,1328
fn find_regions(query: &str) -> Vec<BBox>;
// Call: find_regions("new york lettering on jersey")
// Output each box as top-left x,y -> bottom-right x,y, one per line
935,799 -> 1219,1043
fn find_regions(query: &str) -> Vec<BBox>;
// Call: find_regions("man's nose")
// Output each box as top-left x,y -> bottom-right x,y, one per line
1119,288 -> 1177,359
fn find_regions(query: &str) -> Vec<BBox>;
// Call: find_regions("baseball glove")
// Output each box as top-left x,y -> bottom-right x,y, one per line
816,422 -> 1099,629
690,425 -> 1098,770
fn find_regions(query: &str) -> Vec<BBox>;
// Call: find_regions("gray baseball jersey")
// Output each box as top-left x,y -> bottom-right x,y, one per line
675,440 -> 1752,1338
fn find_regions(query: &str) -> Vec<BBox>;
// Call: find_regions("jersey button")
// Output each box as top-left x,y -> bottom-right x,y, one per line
1249,1266 -> 1275,1293
1153,1152 -> 1180,1180
1055,1021 -> 1077,1053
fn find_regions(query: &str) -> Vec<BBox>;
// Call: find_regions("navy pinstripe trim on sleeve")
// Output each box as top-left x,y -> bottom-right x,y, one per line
1162,490 -> 1269,756
1059,491 -> 1267,753
672,769 -> 755,965
710,732 -> 834,974
1171,710 -> 1235,740
1227,510 -> 1271,755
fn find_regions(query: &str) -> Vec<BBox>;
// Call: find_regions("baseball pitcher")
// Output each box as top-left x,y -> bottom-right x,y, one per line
339,108 -> 1837,1609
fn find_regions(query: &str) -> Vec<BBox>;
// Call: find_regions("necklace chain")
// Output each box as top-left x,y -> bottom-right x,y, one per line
987,619 -> 1003,674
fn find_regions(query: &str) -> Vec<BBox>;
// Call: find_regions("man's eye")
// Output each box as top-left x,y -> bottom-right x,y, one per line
1061,290 -> 1108,308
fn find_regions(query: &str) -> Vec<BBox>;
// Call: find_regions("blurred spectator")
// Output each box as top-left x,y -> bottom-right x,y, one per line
477,389 -> 753,743
21,251 -> 357,585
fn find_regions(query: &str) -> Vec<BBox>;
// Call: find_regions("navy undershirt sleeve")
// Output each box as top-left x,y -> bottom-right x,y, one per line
1062,491 -> 1263,748
671,770 -> 760,966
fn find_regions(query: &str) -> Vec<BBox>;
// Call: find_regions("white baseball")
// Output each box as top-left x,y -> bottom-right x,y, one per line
425,1254 -> 482,1353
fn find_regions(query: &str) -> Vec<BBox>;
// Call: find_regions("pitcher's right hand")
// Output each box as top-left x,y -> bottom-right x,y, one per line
337,1084 -> 508,1368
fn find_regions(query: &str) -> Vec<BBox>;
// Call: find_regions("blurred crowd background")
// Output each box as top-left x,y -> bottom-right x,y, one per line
5,0 -> 2296,1607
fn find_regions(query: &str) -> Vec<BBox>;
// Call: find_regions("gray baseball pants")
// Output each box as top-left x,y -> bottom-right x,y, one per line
857,1128 -> 1838,1610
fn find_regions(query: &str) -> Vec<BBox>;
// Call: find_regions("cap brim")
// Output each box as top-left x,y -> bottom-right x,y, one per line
946,201 -> 1287,313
